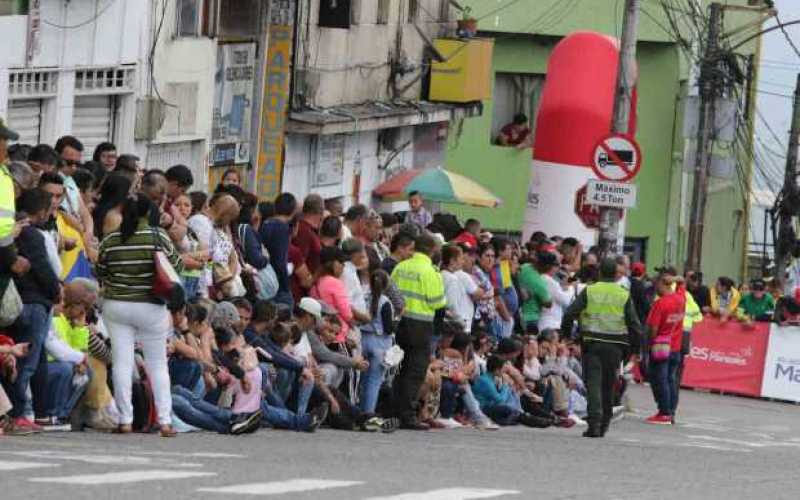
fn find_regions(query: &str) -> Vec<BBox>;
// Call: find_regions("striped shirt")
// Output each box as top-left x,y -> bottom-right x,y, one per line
96,218 -> 184,303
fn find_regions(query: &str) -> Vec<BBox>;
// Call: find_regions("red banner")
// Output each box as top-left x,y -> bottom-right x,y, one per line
682,318 -> 770,397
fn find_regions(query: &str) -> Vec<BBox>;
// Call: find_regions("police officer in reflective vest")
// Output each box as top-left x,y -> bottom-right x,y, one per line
0,117 -> 23,272
561,257 -> 643,438
390,232 -> 446,430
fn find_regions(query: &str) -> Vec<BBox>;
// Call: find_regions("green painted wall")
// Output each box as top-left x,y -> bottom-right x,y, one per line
444,36 -> 552,233
445,0 -> 762,281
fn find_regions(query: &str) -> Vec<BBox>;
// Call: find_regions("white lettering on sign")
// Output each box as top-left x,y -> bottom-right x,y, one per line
586,179 -> 638,208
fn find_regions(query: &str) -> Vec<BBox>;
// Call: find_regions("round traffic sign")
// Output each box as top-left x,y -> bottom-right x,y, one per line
591,133 -> 642,182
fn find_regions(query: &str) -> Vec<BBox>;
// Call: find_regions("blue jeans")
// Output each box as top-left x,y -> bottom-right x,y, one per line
45,361 -> 90,419
171,385 -> 231,433
439,379 -> 463,419
272,290 -> 294,309
9,303 -> 50,418
181,276 -> 200,300
483,404 -> 520,426
168,357 -> 203,393
358,333 -> 392,414
649,352 -> 681,416
275,367 -> 313,415
260,399 -> 311,431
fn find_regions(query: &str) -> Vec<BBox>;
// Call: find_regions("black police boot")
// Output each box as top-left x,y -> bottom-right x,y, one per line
583,424 -> 604,438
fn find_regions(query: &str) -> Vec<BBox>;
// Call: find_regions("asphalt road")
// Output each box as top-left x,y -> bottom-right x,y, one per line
2,384 -> 800,500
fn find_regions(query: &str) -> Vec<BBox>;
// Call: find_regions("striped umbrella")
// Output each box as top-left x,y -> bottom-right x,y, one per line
373,168 -> 502,208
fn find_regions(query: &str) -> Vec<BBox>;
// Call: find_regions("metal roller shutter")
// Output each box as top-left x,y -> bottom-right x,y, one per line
7,100 -> 42,145
72,96 -> 114,161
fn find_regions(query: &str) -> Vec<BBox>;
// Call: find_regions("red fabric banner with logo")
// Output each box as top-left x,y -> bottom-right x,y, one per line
682,318 -> 770,397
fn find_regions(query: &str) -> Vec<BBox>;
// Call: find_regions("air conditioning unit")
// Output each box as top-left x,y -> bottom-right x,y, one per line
134,97 -> 166,141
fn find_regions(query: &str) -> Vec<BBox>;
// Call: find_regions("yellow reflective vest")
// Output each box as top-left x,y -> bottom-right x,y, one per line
0,164 -> 15,247
391,252 -> 446,322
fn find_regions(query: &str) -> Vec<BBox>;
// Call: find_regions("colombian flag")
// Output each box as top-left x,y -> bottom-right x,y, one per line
57,212 -> 93,282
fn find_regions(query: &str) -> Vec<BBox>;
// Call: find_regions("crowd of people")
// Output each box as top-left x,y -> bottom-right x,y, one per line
0,116 -> 765,440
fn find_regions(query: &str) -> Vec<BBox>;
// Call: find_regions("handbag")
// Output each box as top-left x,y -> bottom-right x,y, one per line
150,227 -> 183,302
238,224 -> 278,300
650,334 -> 672,362
0,275 -> 22,328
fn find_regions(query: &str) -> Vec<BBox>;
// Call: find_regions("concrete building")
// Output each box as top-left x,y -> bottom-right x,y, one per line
445,0 -> 768,282
0,0 -> 144,157
281,0 -> 483,209
0,0 -> 268,193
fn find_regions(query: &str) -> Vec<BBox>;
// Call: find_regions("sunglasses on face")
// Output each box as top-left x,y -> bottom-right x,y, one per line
64,159 -> 82,167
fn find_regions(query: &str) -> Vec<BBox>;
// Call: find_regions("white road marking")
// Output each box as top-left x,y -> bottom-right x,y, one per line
363,488 -> 520,500
4,451 -> 203,468
138,451 -> 246,459
29,470 -> 216,485
0,461 -> 60,471
197,479 -> 363,495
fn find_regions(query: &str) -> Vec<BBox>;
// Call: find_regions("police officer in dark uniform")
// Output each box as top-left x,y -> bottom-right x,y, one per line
561,257 -> 643,438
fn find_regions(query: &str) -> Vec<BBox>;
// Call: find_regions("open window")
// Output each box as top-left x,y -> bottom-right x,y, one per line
490,72 -> 545,146
407,0 -> 418,22
176,0 -> 203,37
218,0 -> 260,38
0,0 -> 28,15
319,0 -> 351,29
377,0 -> 391,24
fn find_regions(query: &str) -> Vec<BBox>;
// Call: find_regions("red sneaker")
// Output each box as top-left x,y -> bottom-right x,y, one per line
645,414 -> 672,425
10,417 -> 43,435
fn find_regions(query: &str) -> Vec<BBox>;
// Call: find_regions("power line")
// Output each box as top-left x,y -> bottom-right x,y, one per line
475,0 -> 526,21
775,13 -> 800,61
42,0 -> 118,29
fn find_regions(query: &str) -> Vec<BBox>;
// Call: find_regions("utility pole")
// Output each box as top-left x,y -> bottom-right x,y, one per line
598,0 -> 640,256
685,2 -> 723,272
773,74 -> 800,280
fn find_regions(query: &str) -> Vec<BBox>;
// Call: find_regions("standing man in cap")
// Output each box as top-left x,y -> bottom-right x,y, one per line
561,257 -> 643,438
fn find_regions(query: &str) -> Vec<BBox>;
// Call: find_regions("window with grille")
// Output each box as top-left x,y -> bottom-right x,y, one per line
74,67 -> 136,95
8,70 -> 58,98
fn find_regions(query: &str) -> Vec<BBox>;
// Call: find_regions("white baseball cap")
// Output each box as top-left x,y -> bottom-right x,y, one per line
298,297 -> 337,320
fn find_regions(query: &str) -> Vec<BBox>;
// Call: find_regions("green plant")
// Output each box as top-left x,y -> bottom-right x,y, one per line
462,6 -> 473,20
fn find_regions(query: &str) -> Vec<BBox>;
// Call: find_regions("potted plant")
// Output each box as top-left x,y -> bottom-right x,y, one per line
456,6 -> 477,37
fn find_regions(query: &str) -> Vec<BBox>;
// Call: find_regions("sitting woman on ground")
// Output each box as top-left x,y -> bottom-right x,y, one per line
96,193 -> 184,437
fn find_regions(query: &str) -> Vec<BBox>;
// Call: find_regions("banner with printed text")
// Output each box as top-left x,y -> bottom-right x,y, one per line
760,324 -> 800,402
682,318 -> 769,397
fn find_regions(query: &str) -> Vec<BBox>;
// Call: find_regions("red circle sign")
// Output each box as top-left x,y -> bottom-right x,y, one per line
591,133 -> 642,182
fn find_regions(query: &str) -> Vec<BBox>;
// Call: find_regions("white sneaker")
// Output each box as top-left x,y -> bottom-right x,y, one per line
568,414 -> 587,426
612,405 -> 626,422
477,420 -> 500,431
435,418 -> 463,429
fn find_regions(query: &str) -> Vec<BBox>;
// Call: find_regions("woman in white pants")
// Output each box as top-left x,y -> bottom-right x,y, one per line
96,194 -> 183,436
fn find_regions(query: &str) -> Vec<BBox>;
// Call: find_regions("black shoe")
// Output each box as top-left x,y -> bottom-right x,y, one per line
600,420 -> 610,436
583,426 -> 604,438
381,417 -> 399,433
230,410 -> 262,435
399,418 -> 430,431
519,413 -> 553,428
306,403 -> 330,433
